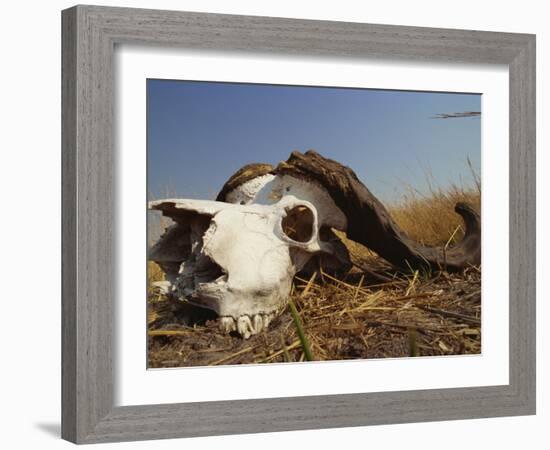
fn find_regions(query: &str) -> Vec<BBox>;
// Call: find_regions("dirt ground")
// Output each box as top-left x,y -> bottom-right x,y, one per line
147,254 -> 481,368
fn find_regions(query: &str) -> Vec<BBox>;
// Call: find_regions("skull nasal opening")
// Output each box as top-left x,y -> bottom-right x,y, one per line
281,205 -> 315,243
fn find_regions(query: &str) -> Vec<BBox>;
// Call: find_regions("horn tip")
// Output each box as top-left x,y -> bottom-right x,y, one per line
455,201 -> 474,214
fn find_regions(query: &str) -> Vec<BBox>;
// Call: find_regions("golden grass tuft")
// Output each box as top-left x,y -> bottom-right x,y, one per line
147,261 -> 164,286
390,185 -> 480,246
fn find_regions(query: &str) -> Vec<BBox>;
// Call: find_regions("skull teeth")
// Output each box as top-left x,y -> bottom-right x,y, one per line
220,317 -> 237,333
219,312 -> 276,339
253,315 -> 263,333
237,316 -> 252,339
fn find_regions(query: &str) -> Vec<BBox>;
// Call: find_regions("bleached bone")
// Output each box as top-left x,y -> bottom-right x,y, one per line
149,195 -> 340,338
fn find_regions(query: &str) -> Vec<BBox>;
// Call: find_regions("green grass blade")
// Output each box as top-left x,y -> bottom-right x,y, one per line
408,326 -> 419,357
288,298 -> 314,361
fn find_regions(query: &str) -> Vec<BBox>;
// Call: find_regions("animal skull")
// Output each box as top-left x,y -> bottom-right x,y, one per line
149,151 -> 481,338
149,174 -> 350,338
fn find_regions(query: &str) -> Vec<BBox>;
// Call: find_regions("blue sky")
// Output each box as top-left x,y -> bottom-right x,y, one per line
147,79 -> 480,203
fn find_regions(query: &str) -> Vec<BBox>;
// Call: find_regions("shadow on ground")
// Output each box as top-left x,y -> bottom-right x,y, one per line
35,423 -> 61,438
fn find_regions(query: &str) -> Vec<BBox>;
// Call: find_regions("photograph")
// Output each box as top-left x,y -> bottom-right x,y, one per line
146,79 -> 482,368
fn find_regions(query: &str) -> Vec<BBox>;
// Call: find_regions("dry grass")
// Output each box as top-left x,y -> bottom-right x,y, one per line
147,183 -> 481,367
391,185 -> 481,246
147,261 -> 164,288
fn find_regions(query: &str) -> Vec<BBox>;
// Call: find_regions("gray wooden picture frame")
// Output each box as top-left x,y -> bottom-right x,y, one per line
61,4 -> 536,444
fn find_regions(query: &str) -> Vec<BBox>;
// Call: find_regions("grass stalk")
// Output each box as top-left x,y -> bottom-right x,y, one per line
408,327 -> 419,357
288,297 -> 314,361
280,335 -> 292,362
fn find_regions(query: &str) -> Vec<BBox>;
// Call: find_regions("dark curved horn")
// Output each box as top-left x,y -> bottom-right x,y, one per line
273,150 -> 481,272
216,163 -> 273,202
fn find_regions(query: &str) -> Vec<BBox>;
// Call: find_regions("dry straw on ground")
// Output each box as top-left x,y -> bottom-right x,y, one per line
147,183 -> 481,367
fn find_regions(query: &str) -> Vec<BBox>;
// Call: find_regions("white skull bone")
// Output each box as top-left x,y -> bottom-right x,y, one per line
149,175 -> 349,338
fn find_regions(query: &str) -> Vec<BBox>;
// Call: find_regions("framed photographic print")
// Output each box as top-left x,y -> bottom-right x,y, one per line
62,5 -> 536,444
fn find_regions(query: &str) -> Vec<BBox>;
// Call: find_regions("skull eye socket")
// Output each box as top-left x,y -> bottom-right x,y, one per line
281,205 -> 314,243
